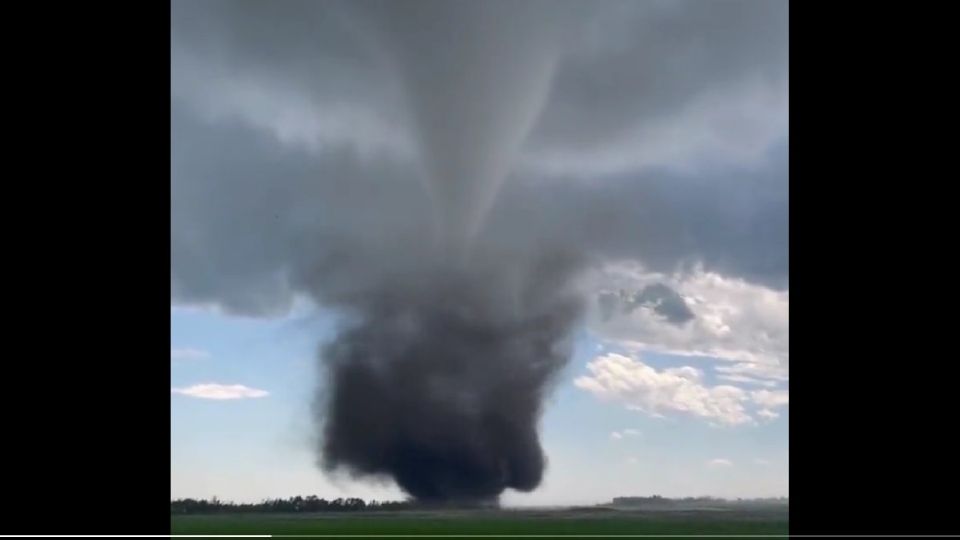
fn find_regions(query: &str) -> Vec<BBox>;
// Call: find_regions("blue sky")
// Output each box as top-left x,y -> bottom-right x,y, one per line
171,303 -> 788,505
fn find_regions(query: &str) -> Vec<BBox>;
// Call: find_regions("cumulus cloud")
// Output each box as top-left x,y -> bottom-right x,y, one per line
751,389 -> 789,409
576,353 -> 789,426
716,374 -> 779,388
171,384 -> 269,400
757,409 -> 780,420
575,353 -> 753,426
587,261 -> 788,383
715,362 -> 789,382
751,389 -> 789,421
170,347 -> 210,361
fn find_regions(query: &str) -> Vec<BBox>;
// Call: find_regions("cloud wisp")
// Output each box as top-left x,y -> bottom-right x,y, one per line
171,383 -> 269,400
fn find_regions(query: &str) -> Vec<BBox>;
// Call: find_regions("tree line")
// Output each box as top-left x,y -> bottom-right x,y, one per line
611,495 -> 788,506
171,496 -> 416,515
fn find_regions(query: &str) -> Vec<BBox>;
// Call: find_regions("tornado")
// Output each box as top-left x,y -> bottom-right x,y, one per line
313,0 -> 585,503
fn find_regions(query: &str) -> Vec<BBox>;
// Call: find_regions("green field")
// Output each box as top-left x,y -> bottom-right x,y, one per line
171,507 -> 789,536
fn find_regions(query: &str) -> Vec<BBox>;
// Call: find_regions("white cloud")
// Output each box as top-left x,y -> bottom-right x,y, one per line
756,409 -> 779,420
751,389 -> 789,408
715,362 -> 788,382
754,458 -> 771,466
171,347 -> 210,361
664,366 -> 702,381
716,374 -> 779,388
575,353 -> 753,426
750,389 -> 788,422
610,428 -> 641,441
588,261 -> 788,383
708,458 -> 733,467
171,383 -> 269,400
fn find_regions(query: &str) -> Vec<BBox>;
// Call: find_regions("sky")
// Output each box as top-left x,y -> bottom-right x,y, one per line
171,0 -> 788,505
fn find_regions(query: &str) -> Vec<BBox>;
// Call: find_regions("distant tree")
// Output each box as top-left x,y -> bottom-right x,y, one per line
171,495 -> 420,515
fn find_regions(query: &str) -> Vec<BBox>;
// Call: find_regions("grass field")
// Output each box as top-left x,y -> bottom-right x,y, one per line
171,507 -> 789,536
